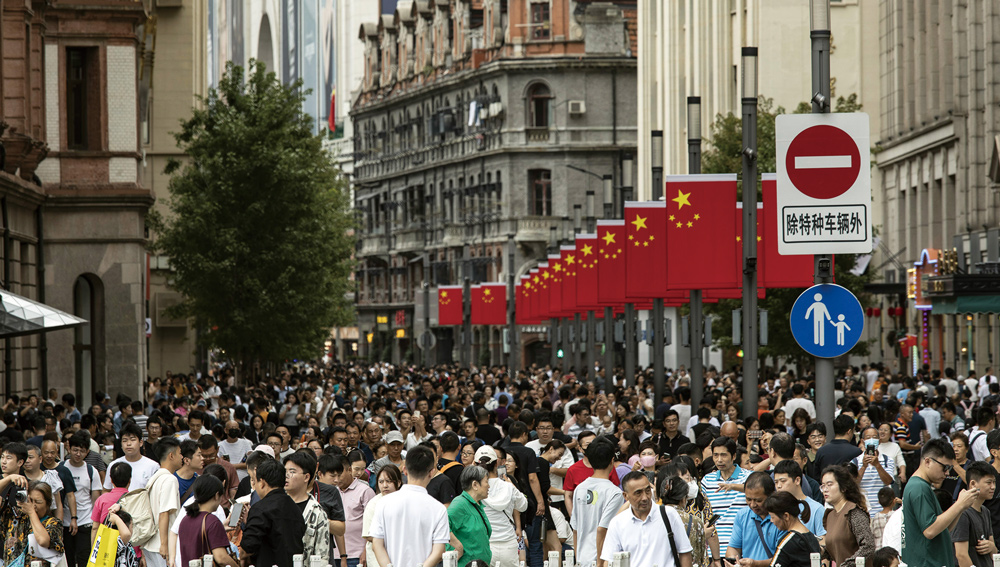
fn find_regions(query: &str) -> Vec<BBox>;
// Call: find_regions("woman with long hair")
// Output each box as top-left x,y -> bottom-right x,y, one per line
820,465 -> 876,567
764,491 -> 821,567
362,464 -> 403,567
614,430 -> 642,480
790,408 -> 812,445
661,476 -> 712,567
177,475 -> 238,567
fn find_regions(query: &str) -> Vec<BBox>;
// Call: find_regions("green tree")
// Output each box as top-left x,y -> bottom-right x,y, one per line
150,60 -> 355,372
700,92 -> 873,368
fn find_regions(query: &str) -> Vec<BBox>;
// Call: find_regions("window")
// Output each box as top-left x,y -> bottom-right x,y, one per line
66,47 -> 99,150
529,169 -> 552,216
530,2 -> 551,40
528,83 -> 551,129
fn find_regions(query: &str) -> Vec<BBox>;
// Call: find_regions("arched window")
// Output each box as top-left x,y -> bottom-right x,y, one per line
527,83 -> 551,128
73,275 -> 103,406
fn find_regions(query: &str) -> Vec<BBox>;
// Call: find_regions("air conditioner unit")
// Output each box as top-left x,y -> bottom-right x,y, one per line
568,100 -> 586,115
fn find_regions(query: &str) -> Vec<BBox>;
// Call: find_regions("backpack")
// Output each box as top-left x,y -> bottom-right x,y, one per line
115,469 -> 166,548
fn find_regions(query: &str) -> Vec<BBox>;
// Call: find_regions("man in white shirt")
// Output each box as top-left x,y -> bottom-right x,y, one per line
526,413 -> 574,508
602,471 -> 692,567
103,422 -> 159,491
866,364 -> 880,394
143,438 -> 183,567
203,376 -> 222,411
218,420 -> 253,481
62,432 -> 104,567
783,384 -> 816,420
371,445 -> 449,567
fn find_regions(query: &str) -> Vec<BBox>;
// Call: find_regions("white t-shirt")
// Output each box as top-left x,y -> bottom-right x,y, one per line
570,476 -> 625,565
103,455 -> 160,491
784,397 -> 817,420
218,438 -> 254,480
204,385 -> 222,411
882,507 -> 902,553
369,485 -> 449,567
62,461 -> 103,527
144,469 -> 180,552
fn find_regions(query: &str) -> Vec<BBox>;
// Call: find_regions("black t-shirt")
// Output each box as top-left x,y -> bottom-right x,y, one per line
504,441 -> 539,508
772,531 -> 822,567
477,424 -> 502,447
536,457 -> 551,503
438,458 -> 464,493
982,467 -> 1000,542
427,473 -> 456,505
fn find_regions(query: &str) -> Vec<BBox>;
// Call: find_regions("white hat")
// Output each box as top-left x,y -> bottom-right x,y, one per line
474,445 -> 498,465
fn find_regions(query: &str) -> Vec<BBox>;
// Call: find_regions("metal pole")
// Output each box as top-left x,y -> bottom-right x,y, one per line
604,306 -> 615,392
741,47 -> 760,419
507,235 -> 518,374
650,130 -> 666,405
687,96 -> 704,410
463,276 -> 472,367
625,303 -> 636,388
572,313 -> 582,376
587,310 -> 597,383
423,273 -> 431,367
811,0 -> 835,432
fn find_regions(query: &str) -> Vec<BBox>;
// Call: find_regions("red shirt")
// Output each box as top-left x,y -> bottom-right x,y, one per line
91,486 -> 128,525
562,460 -> 620,493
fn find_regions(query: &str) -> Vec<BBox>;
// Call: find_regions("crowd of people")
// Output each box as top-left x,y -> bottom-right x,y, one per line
0,360 -> 996,567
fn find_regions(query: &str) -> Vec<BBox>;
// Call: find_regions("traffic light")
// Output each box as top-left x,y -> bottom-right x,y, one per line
557,348 -> 564,358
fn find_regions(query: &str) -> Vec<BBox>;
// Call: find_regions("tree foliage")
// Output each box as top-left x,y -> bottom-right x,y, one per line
699,91 -> 874,368
150,60 -> 356,367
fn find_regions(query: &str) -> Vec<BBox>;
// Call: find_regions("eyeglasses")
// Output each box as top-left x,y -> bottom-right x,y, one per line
929,457 -> 954,474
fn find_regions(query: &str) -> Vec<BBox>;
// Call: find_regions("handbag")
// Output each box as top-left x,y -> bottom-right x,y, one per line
87,520 -> 120,567
201,513 -> 238,567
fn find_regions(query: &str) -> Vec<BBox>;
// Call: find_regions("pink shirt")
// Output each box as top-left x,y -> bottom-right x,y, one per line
338,478 -> 375,558
91,487 -> 128,525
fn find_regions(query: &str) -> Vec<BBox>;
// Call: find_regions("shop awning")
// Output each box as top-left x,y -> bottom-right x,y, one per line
930,295 -> 1000,315
0,290 -> 86,338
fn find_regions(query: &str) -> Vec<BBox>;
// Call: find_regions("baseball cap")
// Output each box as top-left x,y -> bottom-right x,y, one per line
253,444 -> 275,458
475,445 -> 497,465
384,431 -> 404,445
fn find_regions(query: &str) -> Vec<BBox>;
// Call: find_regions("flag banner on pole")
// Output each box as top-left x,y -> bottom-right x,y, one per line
546,254 -> 564,317
575,233 -> 600,311
559,244 -> 579,317
665,174 -> 740,290
597,220 -> 626,307
516,276 -> 529,325
471,283 -> 506,325
536,262 -> 551,321
624,201 -> 668,299
762,174 -> 821,288
438,285 -> 464,326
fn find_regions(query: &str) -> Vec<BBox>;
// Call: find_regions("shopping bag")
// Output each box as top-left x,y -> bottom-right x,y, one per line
87,522 -> 120,567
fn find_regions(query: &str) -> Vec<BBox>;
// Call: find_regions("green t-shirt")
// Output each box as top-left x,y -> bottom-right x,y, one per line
902,476 -> 951,567
447,492 -> 492,567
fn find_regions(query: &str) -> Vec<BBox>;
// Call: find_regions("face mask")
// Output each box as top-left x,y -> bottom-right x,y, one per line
228,429 -> 241,438
640,455 -> 656,468
864,439 -> 878,448
687,480 -> 699,499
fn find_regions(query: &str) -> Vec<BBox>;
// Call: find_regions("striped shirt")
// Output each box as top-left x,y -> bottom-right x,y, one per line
700,465 -> 751,555
852,453 -> 896,516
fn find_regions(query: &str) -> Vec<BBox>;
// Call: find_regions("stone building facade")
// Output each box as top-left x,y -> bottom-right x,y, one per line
0,0 -> 151,404
875,0 -> 1000,374
352,0 -> 638,366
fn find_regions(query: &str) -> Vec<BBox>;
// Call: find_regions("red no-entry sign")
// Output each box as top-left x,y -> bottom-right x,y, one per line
775,113 -> 872,255
785,124 -> 861,200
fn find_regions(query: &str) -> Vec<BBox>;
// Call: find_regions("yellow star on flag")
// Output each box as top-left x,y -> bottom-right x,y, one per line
602,232 -> 616,245
484,288 -> 491,296
632,215 -> 648,230
669,215 -> 675,221
533,276 -> 540,283
694,214 -> 701,220
553,263 -> 562,272
582,244 -> 593,256
672,189 -> 692,209
543,272 -> 550,280
687,221 -> 693,228
441,291 -> 448,298
676,222 -> 682,228
566,255 -> 576,265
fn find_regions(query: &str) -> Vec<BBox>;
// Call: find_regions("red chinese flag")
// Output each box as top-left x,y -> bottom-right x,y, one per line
597,221 -> 626,307
515,277 -> 528,325
624,201 -> 668,299
536,262 -> 552,321
528,269 -> 543,323
471,283 -> 506,325
559,244 -> 579,317
665,175 -> 740,290
437,285 -> 463,326
762,175 -> 817,288
576,233 -> 600,311
546,254 -> 564,317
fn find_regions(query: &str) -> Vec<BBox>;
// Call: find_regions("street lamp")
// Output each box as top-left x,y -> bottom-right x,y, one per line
650,131 -> 663,200
620,154 -> 634,217
603,175 -> 614,219
740,45 -> 759,420
586,191 -> 596,232
573,205 -> 582,235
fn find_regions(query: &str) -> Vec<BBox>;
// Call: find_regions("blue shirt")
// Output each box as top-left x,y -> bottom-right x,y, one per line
729,506 -> 787,560
701,466 -> 751,556
801,497 -> 827,536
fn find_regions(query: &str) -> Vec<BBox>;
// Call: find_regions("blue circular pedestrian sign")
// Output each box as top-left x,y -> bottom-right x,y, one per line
790,284 -> 864,358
